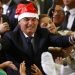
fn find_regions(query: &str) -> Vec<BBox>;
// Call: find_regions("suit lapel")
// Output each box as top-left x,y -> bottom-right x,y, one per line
71,18 -> 75,31
32,31 -> 46,56
19,31 -> 34,57
6,1 -> 16,16
32,35 -> 39,55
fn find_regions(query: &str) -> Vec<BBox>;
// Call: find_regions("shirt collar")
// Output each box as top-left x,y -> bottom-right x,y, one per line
64,6 -> 69,11
23,32 -> 34,38
69,8 -> 75,15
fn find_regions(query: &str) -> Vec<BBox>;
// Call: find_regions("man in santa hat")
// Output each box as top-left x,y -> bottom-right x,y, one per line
0,1 -> 75,75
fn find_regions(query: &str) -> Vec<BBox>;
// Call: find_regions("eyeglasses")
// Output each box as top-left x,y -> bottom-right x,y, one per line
53,10 -> 64,15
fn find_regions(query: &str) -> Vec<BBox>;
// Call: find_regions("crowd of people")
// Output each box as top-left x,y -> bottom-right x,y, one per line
0,0 -> 75,75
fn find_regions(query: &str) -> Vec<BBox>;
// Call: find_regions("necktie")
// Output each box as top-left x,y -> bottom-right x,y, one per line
26,37 -> 34,65
61,11 -> 70,30
64,11 -> 70,27
27,37 -> 33,48
26,37 -> 33,55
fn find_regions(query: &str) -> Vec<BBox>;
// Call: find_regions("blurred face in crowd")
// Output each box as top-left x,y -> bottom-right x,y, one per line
63,0 -> 75,8
14,0 -> 22,4
18,17 -> 38,36
40,16 -> 57,33
2,0 -> 10,4
0,1 -> 3,17
40,16 -> 49,28
53,5 -> 65,26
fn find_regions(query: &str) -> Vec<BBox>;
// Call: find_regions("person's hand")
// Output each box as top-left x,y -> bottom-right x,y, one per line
62,46 -> 73,57
0,61 -> 17,70
0,22 -> 10,33
19,61 -> 26,75
31,64 -> 43,75
55,57 -> 63,64
68,32 -> 75,44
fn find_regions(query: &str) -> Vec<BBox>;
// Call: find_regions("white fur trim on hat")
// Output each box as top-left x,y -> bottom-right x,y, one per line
18,12 -> 39,21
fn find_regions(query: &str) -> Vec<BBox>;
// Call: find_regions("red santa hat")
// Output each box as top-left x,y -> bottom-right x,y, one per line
15,2 -> 39,21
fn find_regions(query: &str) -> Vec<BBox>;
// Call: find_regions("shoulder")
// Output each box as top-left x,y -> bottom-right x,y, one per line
4,26 -> 20,38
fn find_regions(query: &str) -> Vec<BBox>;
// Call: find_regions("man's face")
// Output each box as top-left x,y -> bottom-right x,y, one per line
63,0 -> 75,6
19,17 -> 38,36
53,5 -> 65,26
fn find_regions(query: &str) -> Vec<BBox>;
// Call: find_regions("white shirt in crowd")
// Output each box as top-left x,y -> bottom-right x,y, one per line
41,52 -> 75,75
2,0 -> 12,15
41,52 -> 63,75
64,6 -> 75,30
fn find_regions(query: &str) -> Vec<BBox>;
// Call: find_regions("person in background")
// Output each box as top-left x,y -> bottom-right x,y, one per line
39,14 -> 75,61
39,14 -> 57,34
52,5 -> 65,28
60,0 -> 75,31
1,1 -> 75,75
0,61 -> 17,75
2,0 -> 18,30
0,0 -> 10,37
14,0 -> 22,4
0,61 -> 17,70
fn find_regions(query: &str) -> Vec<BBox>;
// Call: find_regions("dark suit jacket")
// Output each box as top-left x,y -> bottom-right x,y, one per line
6,0 -> 18,30
1,26 -> 72,75
59,16 -> 75,31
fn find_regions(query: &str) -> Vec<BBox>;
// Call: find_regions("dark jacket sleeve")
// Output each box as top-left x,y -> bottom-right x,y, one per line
48,32 -> 72,48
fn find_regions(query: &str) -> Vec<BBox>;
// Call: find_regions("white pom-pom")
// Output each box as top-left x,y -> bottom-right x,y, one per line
14,15 -> 18,19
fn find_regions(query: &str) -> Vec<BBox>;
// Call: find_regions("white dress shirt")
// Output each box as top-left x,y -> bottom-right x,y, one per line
67,8 -> 75,30
2,0 -> 12,15
61,65 -> 75,75
23,32 -> 34,38
64,6 -> 75,30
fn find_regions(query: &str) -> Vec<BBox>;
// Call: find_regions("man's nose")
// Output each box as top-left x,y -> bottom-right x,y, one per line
28,20 -> 33,25
53,13 -> 61,18
47,23 -> 51,28
55,11 -> 60,15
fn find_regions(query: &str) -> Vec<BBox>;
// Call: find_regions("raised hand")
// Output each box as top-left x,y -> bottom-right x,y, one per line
0,61 -> 17,70
19,61 -> 26,75
31,64 -> 43,75
0,17 -> 10,34
0,22 -> 10,33
55,57 -> 63,64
